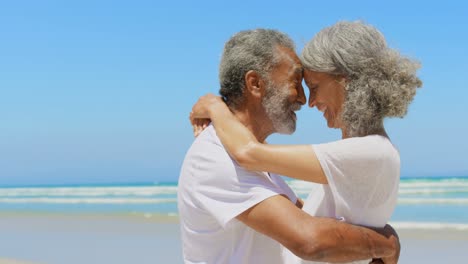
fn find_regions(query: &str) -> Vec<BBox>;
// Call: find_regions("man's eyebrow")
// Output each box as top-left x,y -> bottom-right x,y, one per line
294,67 -> 303,75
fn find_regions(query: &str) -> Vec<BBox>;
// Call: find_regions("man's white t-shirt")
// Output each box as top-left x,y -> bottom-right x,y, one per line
178,125 -> 297,264
283,135 -> 400,264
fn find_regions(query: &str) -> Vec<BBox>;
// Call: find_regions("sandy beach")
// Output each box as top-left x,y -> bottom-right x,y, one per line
1,213 -> 467,263
0,213 -> 182,264
0,259 -> 41,264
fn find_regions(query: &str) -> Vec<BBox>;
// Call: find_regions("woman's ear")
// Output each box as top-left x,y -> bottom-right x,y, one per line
336,75 -> 347,86
335,75 -> 348,90
245,70 -> 265,98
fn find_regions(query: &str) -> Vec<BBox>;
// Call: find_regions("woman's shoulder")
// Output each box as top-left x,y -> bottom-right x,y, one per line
313,135 -> 399,165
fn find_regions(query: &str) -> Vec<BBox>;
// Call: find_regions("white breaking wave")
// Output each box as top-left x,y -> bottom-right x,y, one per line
0,186 -> 178,197
390,221 -> 468,231
292,186 -> 468,196
288,181 -> 316,195
288,179 -> 468,189
400,180 -> 468,188
0,197 -> 177,204
398,198 -> 468,205
398,188 -> 468,195
4,197 -> 464,205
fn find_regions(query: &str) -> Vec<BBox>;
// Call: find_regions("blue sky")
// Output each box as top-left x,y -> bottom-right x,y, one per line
1,1 -> 467,185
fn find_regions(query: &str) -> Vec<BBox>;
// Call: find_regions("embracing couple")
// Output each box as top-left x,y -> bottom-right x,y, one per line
178,21 -> 422,264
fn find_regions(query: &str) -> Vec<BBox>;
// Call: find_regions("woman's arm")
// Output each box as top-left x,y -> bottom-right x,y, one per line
190,94 -> 328,184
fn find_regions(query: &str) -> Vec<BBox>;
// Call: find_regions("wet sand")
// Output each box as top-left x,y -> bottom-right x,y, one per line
1,213 -> 467,263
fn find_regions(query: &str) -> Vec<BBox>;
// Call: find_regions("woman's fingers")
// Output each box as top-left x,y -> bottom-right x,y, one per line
195,119 -> 202,137
196,119 -> 204,137
192,118 -> 211,137
189,93 -> 220,137
191,93 -> 223,119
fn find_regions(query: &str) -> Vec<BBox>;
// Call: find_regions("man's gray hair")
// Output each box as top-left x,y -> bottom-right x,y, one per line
219,29 -> 295,109
301,21 -> 422,137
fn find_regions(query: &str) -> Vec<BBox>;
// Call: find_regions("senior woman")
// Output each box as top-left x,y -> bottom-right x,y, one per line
190,21 -> 422,264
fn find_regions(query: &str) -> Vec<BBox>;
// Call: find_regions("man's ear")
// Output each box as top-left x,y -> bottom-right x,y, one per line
245,70 -> 266,99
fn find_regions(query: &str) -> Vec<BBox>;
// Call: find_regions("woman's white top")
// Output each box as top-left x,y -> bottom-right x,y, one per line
283,135 -> 400,264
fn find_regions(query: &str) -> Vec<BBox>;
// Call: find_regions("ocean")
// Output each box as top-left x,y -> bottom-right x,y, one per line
1,177 -> 467,229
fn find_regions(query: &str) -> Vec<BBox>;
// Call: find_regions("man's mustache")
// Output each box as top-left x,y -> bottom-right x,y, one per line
290,103 -> 302,112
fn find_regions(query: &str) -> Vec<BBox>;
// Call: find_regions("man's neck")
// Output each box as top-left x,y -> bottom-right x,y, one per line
231,108 -> 273,143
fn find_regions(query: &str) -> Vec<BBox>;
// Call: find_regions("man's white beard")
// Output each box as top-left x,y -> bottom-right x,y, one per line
262,82 -> 301,135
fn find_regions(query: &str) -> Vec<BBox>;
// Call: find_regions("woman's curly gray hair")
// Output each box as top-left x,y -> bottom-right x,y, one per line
301,21 -> 422,137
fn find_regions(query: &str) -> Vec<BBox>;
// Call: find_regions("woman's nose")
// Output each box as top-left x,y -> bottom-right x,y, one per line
308,96 -> 317,108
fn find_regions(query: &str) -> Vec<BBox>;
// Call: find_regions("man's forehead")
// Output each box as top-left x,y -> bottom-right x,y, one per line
287,59 -> 303,76
273,45 -> 303,74
277,59 -> 302,75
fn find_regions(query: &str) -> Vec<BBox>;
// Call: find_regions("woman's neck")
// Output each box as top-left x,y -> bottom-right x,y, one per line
377,127 -> 389,139
341,125 -> 389,139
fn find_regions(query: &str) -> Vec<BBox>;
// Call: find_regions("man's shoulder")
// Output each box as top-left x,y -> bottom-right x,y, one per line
180,126 -> 236,180
180,125 -> 271,186
185,125 -> 230,162
191,124 -> 218,144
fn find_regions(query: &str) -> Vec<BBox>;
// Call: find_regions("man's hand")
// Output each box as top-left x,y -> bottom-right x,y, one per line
377,224 -> 400,264
237,196 -> 402,263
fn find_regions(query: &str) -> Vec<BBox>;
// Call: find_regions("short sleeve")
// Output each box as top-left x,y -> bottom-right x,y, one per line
312,136 -> 398,213
191,144 -> 290,229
